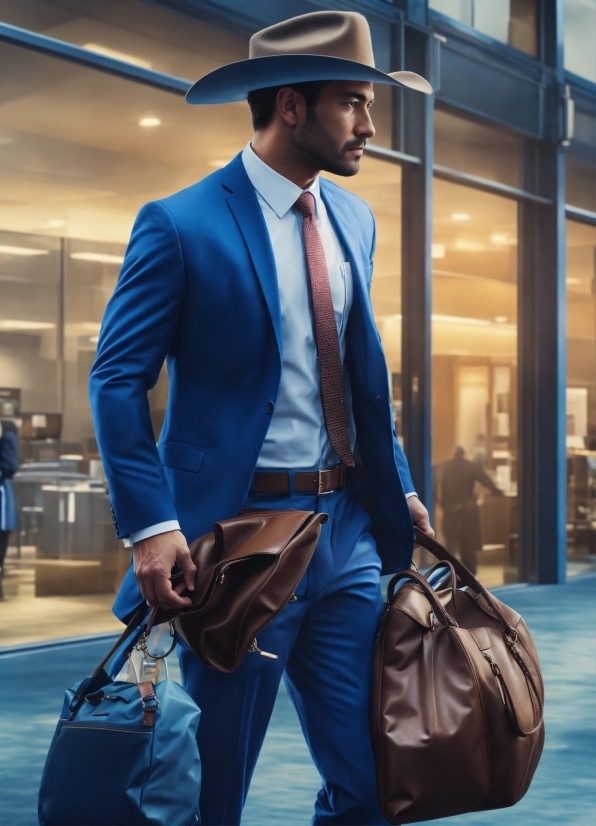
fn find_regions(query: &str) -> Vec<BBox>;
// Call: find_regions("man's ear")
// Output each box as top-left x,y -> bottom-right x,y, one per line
276,87 -> 305,128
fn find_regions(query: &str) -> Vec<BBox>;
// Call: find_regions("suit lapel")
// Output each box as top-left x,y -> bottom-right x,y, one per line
222,154 -> 282,360
319,180 -> 375,331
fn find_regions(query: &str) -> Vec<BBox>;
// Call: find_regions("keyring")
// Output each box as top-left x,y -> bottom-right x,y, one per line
136,621 -> 177,660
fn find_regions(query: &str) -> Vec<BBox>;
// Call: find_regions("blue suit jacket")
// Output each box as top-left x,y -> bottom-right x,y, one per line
89,154 -> 415,620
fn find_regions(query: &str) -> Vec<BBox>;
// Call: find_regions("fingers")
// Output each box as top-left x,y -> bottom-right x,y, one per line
177,547 -> 197,593
154,574 -> 193,611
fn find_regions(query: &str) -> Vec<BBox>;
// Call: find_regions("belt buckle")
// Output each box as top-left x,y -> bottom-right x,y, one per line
317,469 -> 333,496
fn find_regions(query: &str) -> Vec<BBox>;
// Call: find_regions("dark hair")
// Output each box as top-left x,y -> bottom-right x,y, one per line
247,80 -> 329,130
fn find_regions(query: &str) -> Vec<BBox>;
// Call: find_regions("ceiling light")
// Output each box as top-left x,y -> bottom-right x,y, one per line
139,117 -> 161,128
0,320 -> 55,331
490,232 -> 512,245
454,239 -> 485,253
46,219 -> 66,228
566,278 -> 580,285
81,322 -> 101,332
70,252 -> 124,265
431,243 -> 446,259
0,245 -> 50,257
432,314 -> 490,326
82,43 -> 152,69
209,159 -> 232,169
495,316 -> 508,323
451,213 -> 471,221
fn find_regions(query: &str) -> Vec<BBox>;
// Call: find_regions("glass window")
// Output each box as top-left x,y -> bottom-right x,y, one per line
435,109 -> 522,188
431,178 -> 519,588
566,219 -> 596,575
0,0 -> 247,81
565,0 -> 596,83
566,157 -> 596,213
0,24 -> 251,644
430,0 -> 538,57
325,158 -> 402,431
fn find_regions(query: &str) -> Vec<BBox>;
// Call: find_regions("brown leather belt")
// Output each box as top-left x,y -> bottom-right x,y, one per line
252,464 -> 347,496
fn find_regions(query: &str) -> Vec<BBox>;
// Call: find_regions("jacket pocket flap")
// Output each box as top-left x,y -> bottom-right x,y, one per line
159,442 -> 206,473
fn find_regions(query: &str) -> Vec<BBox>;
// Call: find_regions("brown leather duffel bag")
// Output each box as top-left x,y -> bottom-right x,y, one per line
149,509 -> 326,672
371,527 -> 544,824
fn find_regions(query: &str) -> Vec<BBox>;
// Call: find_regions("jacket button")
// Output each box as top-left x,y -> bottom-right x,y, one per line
375,395 -> 382,402
266,402 -> 275,414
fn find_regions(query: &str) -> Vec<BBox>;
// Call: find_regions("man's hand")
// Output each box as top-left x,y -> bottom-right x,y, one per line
407,495 -> 434,538
133,530 -> 196,610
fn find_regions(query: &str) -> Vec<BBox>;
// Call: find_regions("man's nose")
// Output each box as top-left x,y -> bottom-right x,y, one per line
356,109 -> 375,140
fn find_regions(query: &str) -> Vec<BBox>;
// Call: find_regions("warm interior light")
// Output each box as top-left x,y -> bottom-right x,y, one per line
566,277 -> 580,285
46,219 -> 66,228
451,213 -> 471,221
454,239 -> 485,252
490,232 -> 513,245
82,43 -> 152,69
495,316 -> 509,323
70,252 -> 124,264
139,117 -> 161,128
0,245 -> 50,256
209,159 -> 233,169
89,336 -> 99,345
0,320 -> 55,331
431,243 -> 446,259
432,314 -> 490,326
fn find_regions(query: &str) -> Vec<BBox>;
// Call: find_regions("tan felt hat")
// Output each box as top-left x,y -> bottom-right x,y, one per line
187,11 -> 432,104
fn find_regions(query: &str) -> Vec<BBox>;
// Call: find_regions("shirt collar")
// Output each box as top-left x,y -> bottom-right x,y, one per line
242,142 -> 321,219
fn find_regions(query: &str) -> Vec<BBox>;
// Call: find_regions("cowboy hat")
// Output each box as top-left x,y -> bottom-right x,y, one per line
186,11 -> 432,104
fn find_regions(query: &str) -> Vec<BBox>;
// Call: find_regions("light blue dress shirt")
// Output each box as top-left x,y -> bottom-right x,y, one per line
127,144 -> 414,545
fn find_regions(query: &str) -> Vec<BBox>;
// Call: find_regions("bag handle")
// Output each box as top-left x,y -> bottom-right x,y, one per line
413,528 -> 514,637
68,603 -> 150,719
413,528 -> 544,735
388,569 -> 459,629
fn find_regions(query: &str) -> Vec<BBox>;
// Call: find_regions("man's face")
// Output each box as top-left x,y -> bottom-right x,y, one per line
294,80 -> 376,176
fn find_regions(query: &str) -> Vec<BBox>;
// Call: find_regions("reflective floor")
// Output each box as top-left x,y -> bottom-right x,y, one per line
0,575 -> 594,826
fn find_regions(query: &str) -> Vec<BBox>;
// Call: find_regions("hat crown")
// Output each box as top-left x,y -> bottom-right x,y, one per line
249,11 -> 375,68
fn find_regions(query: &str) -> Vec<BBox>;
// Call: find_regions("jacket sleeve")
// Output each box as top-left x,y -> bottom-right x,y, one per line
89,201 -> 185,538
0,432 -> 19,481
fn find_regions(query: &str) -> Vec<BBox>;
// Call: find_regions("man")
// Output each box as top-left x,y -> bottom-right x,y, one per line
90,11 -> 433,825
440,445 -> 503,575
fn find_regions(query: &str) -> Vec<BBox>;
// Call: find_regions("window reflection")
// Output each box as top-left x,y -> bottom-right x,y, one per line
435,109 -> 521,188
432,178 -> 518,587
565,0 -> 596,83
566,219 -> 596,574
430,0 -> 538,56
566,157 -> 596,214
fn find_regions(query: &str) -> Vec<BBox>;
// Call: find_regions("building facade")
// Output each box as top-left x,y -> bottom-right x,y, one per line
0,0 -> 594,642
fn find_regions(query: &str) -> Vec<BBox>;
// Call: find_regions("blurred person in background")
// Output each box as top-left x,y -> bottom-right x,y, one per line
440,445 -> 502,575
0,420 -> 19,599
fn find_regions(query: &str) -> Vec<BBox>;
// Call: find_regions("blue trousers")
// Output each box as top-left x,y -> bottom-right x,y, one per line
178,485 -> 388,825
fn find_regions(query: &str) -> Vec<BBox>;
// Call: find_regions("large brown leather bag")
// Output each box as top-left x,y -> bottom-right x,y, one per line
371,528 -> 544,824
152,509 -> 326,672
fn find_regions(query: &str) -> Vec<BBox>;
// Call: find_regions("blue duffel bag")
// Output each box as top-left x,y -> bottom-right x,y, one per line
38,606 -> 201,825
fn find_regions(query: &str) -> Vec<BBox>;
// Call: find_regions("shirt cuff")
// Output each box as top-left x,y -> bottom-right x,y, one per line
405,492 -> 418,500
123,520 -> 181,548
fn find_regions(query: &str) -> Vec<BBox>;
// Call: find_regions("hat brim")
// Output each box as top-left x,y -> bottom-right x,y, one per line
186,54 -> 432,104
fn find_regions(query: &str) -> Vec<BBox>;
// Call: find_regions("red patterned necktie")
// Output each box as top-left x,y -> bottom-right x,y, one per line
295,191 -> 355,468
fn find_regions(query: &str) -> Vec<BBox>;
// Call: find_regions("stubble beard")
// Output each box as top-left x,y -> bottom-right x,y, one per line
293,109 -> 365,177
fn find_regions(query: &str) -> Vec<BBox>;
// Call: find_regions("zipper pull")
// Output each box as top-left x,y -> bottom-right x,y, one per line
248,638 -> 278,660
217,571 -> 225,585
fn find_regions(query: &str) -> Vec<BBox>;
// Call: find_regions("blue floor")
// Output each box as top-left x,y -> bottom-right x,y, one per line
0,574 -> 594,826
